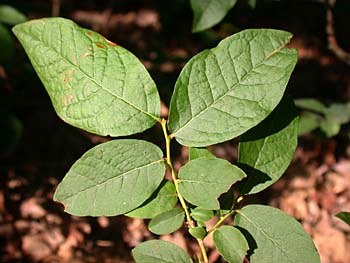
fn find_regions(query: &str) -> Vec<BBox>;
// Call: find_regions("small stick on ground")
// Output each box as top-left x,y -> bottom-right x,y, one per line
326,0 -> 350,65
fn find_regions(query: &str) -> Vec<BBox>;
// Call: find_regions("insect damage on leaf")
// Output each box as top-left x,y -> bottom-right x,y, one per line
103,36 -> 118,46
95,41 -> 106,48
61,94 -> 75,106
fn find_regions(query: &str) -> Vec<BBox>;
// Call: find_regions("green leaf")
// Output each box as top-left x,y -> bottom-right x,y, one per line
0,5 -> 26,25
294,98 -> 326,114
13,18 -> 160,137
126,181 -> 177,219
190,207 -> 214,222
320,118 -> 341,137
189,226 -> 207,240
324,102 -> 350,125
298,112 -> 322,135
178,158 -> 246,209
335,211 -> 350,225
213,225 -> 249,263
189,147 -> 215,160
0,23 -> 15,64
191,0 -> 237,33
234,205 -> 320,263
168,29 -> 297,147
132,240 -> 193,263
247,0 -> 257,9
53,139 -> 165,216
238,97 -> 299,195
148,208 -> 185,235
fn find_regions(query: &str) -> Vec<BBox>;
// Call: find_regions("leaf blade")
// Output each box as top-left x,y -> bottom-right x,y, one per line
190,207 -> 214,223
191,0 -> 237,33
53,139 -> 165,216
168,29 -> 298,147
178,158 -> 246,209
188,147 -> 215,160
126,181 -> 177,219
0,5 -> 26,25
335,211 -> 350,225
132,240 -> 193,263
294,98 -> 326,113
298,111 -> 321,135
189,226 -> 207,240
234,205 -> 320,263
148,208 -> 185,235
13,18 -> 160,137
213,225 -> 249,263
238,97 -> 299,194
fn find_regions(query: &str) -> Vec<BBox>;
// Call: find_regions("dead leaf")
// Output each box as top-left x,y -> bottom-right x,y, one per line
20,198 -> 46,219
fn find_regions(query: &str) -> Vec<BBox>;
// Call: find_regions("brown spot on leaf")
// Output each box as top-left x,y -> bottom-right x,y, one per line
63,69 -> 73,83
82,52 -> 90,58
87,31 -> 93,36
103,36 -> 117,46
61,94 -> 75,107
29,19 -> 45,26
95,42 -> 106,48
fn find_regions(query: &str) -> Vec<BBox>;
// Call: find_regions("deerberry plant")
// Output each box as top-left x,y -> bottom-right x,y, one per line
13,18 -> 320,263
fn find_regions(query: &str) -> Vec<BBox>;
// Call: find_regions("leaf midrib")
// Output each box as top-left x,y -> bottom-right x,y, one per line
178,178 -> 242,185
215,230 -> 243,260
57,158 -> 164,200
18,26 -> 160,122
172,40 -> 291,137
238,211 -> 294,262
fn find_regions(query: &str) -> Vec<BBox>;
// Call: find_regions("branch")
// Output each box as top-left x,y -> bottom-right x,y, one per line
326,0 -> 350,65
51,0 -> 60,17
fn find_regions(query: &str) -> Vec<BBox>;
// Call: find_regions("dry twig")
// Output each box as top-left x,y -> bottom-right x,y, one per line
325,0 -> 350,65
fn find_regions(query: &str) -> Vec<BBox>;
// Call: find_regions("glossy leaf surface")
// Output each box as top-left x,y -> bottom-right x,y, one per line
191,0 -> 237,33
168,29 -> 297,147
178,158 -> 246,209
132,240 -> 193,263
234,205 -> 320,263
213,226 -> 249,263
238,97 -> 299,194
13,18 -> 160,137
54,139 -> 165,216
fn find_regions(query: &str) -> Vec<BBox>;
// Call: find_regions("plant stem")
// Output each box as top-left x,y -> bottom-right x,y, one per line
207,210 -> 235,235
160,119 -> 209,263
207,195 -> 245,235
161,119 -> 192,223
198,239 -> 209,263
